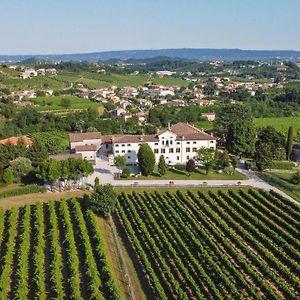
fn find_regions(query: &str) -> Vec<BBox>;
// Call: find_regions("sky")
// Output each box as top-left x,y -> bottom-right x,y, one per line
0,0 -> 299,54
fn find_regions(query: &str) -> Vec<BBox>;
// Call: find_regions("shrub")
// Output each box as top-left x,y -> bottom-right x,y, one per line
121,166 -> 131,178
186,159 -> 196,173
3,167 -> 14,184
0,184 -> 45,199
271,160 -> 295,170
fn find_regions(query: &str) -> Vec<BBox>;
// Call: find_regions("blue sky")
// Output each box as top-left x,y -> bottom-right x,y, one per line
0,0 -> 299,54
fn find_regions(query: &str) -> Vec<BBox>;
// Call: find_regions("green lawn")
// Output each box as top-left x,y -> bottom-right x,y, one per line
254,116 -> 300,138
24,95 -> 100,112
259,171 -> 300,202
122,166 -> 246,180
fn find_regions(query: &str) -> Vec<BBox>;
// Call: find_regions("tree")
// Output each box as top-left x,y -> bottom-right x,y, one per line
286,126 -> 293,160
216,150 -> 230,169
60,98 -> 71,108
3,167 -> 14,184
230,156 -> 238,172
196,148 -> 216,175
215,104 -> 252,137
94,176 -> 100,187
121,166 -> 131,178
27,140 -> 48,167
226,120 -> 255,157
186,159 -> 196,173
114,155 -> 126,167
157,155 -> 167,176
9,157 -> 32,181
137,144 -> 155,176
87,184 -> 117,217
254,142 -> 273,171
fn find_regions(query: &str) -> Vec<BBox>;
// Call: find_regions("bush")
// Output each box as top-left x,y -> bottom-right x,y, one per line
0,184 -> 45,199
3,167 -> 14,184
87,184 -> 117,218
291,172 -> 300,185
271,160 -> 295,170
121,166 -> 131,178
186,159 -> 196,173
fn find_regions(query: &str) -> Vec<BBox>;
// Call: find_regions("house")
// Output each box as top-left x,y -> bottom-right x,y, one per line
0,136 -> 32,147
201,112 -> 216,122
20,69 -> 37,79
156,71 -> 175,77
69,123 -> 216,166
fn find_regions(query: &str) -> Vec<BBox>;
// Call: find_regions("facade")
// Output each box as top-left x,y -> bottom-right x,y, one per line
69,123 -> 216,165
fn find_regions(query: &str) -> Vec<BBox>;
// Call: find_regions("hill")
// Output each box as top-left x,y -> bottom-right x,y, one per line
1,48 -> 300,63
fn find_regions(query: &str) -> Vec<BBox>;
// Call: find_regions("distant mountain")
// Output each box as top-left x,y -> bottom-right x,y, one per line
1,48 -> 300,63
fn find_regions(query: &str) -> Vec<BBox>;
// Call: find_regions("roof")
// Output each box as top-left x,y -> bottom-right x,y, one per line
0,135 -> 32,146
49,153 -> 82,160
75,145 -> 97,152
113,134 -> 157,143
69,132 -> 102,142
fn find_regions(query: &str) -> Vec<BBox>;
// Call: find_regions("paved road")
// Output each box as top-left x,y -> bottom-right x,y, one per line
86,158 -> 299,206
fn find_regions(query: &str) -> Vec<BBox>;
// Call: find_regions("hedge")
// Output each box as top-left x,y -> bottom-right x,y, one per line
0,184 -> 46,199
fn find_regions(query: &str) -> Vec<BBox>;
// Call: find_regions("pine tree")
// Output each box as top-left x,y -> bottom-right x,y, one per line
158,155 -> 167,176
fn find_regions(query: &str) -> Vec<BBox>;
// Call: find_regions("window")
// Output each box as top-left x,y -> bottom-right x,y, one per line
176,142 -> 180,145
106,144 -> 109,148
115,150 -> 119,153
162,140 -> 165,145
170,140 -> 173,145
210,146 -> 214,149
128,150 -> 131,153
115,144 -> 119,147
161,149 -> 165,153
193,141 -> 197,144
127,144 -> 131,146
210,141 -> 214,144
176,148 -> 180,153
155,143 -> 158,145
169,148 -> 174,153
138,143 -> 141,146
187,156 -> 190,160
177,156 -> 180,160
186,141 -> 190,144
122,144 -> 125,147
90,156 -> 93,159
192,147 -> 197,152
186,148 -> 190,152
154,149 -> 159,153
122,150 -> 125,153
128,156 -> 131,159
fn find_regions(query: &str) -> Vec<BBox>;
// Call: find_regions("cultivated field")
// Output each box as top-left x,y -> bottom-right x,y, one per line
0,199 -> 120,299
116,189 -> 300,299
254,116 -> 300,137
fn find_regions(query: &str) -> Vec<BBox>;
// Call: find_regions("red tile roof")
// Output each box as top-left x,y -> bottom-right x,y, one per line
75,145 -> 97,152
49,153 -> 82,160
69,132 -> 102,142
0,135 -> 32,146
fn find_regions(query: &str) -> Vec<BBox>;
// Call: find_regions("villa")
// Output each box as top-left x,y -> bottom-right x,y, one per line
69,122 -> 216,165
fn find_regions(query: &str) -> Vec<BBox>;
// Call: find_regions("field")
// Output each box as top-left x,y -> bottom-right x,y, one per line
27,95 -> 101,112
254,116 -> 300,137
116,189 -> 300,299
0,199 -> 120,299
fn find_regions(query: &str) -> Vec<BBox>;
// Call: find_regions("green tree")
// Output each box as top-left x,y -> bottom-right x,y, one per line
121,166 -> 131,178
3,167 -> 14,184
157,155 -> 167,176
186,159 -> 196,173
137,144 -> 155,176
254,142 -> 273,171
216,150 -> 230,169
87,184 -> 117,217
286,126 -> 293,160
226,120 -> 255,157
114,155 -> 126,167
60,98 -> 71,108
196,147 -> 216,175
291,172 -> 300,185
230,155 -> 238,172
27,140 -> 48,167
94,176 -> 100,187
9,157 -> 32,181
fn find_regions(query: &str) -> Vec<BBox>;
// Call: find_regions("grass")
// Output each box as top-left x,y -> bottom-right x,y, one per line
122,166 -> 246,180
259,171 -> 300,203
254,116 -> 300,138
23,95 -> 101,112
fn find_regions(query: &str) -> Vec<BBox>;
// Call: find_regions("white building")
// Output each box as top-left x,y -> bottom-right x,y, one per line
69,123 -> 216,165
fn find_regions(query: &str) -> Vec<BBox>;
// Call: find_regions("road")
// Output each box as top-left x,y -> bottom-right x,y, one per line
86,158 -> 299,205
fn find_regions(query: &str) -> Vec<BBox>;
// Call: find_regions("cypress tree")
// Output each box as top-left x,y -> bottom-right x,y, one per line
286,126 -> 293,160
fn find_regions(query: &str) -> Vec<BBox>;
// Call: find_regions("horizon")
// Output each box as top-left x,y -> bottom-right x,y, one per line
1,0 -> 299,55
2,47 -> 300,57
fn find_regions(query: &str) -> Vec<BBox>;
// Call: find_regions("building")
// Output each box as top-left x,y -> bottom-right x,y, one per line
69,123 -> 216,165
0,136 -> 33,147
201,112 -> 216,122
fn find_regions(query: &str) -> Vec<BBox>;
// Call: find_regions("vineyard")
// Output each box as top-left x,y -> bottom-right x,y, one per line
0,199 -> 120,300
116,188 -> 300,300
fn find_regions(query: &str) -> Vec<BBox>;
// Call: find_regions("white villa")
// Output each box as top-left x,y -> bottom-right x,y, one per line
69,123 -> 216,165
